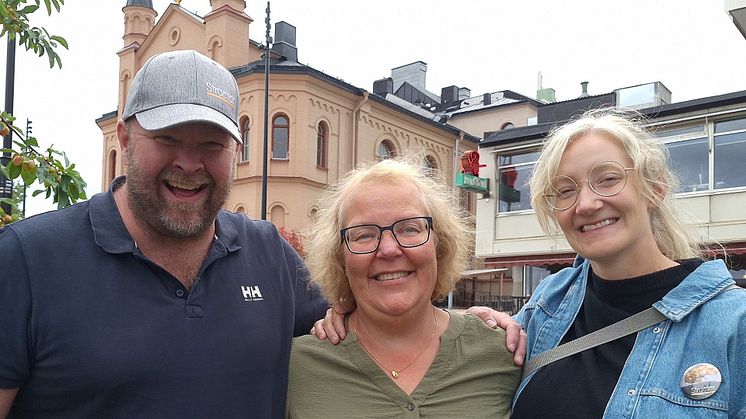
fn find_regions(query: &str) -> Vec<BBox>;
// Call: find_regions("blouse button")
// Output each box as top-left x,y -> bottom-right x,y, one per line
627,389 -> 636,396
653,327 -> 661,334
407,404 -> 415,411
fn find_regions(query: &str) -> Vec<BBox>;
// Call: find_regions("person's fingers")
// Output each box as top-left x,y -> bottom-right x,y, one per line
310,319 -> 325,338
331,308 -> 347,341
513,329 -> 527,366
504,322 -> 521,353
321,308 -> 341,344
465,306 -> 498,328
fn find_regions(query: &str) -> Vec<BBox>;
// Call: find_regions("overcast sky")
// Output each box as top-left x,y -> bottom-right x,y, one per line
2,0 -> 745,216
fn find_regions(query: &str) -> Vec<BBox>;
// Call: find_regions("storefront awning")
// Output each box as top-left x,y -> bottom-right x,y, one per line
720,242 -> 746,256
485,253 -> 577,268
460,268 -> 509,279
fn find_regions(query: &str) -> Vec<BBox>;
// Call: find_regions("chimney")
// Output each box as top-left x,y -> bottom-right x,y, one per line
537,87 -> 556,103
271,21 -> 298,62
580,81 -> 589,98
458,87 -> 471,100
372,77 -> 394,96
391,61 -> 427,93
483,93 -> 492,106
440,85 -> 459,108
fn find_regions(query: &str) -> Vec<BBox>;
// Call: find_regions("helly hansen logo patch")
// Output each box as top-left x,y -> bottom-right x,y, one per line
241,285 -> 264,302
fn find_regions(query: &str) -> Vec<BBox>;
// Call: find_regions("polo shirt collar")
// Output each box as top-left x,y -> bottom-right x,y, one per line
91,176 -> 134,254
91,176 -> 241,254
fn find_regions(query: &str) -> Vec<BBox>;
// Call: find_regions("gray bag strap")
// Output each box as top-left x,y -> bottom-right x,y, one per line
522,283 -> 741,380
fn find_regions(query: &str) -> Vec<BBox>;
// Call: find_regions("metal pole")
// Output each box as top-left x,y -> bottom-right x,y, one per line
260,1 -> 271,220
1,37 -> 16,216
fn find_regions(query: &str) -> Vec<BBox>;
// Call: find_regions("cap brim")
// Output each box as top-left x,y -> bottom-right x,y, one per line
134,103 -> 242,144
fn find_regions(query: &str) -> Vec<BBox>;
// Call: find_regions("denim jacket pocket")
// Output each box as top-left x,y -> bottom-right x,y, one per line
635,387 -> 729,418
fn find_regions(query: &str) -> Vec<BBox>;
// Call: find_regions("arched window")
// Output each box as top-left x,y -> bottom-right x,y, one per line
501,122 -> 515,130
424,155 -> 438,170
272,114 -> 290,159
423,155 -> 438,176
240,117 -> 250,162
316,122 -> 328,168
377,140 -> 396,160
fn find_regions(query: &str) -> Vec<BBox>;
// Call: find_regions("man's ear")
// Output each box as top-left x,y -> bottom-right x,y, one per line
116,119 -> 130,151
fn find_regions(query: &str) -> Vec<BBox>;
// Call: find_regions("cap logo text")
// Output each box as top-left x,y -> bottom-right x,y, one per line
206,81 -> 236,109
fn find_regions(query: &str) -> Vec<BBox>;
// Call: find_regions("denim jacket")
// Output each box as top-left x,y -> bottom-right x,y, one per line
514,258 -> 746,418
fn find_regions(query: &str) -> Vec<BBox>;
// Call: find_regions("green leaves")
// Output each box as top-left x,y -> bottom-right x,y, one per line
0,0 -> 81,222
1,0 -> 68,69
0,111 -> 88,215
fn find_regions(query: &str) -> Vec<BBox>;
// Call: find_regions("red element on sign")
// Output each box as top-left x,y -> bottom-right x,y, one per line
503,167 -> 518,188
460,151 -> 486,176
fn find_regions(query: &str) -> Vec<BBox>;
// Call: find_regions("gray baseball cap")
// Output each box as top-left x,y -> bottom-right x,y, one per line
122,49 -> 242,144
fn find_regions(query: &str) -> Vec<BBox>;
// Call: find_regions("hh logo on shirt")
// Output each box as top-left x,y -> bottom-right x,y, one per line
241,285 -> 264,302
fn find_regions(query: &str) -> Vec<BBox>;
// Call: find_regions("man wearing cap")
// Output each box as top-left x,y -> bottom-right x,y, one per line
0,50 -> 327,418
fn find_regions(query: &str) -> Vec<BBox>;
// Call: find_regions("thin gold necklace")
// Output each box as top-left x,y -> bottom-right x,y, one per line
352,308 -> 438,379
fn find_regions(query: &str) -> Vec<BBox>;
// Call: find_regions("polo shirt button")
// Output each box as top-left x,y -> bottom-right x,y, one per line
175,289 -> 185,298
407,403 -> 415,411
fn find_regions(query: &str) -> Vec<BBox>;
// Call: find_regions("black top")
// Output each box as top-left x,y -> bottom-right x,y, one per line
511,259 -> 702,418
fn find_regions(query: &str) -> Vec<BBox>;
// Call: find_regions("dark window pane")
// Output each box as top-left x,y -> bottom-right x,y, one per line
378,142 -> 394,159
665,137 -> 709,192
273,127 -> 288,159
653,124 -> 705,138
316,123 -> 327,167
714,117 -> 746,134
498,164 -> 534,212
714,132 -> 746,189
499,151 -> 540,166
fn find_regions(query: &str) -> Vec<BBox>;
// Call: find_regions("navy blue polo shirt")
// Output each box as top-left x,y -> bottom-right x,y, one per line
0,177 -> 327,418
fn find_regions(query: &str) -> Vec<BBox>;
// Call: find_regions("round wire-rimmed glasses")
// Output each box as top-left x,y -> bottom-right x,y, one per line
340,216 -> 433,254
544,161 -> 634,211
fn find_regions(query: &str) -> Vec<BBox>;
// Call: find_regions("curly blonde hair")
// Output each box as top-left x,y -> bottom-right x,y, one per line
529,108 -> 700,260
305,156 -> 472,305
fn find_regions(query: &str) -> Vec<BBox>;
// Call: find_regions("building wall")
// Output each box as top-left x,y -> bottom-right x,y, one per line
476,102 -> 746,292
100,1 -> 472,233
447,103 -> 538,138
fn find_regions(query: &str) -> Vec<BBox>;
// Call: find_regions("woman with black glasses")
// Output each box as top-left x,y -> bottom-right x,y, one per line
509,109 -> 746,418
285,158 -> 520,418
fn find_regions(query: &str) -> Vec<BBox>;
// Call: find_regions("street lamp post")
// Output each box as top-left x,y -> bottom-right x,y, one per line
1,37 -> 17,216
260,1 -> 272,220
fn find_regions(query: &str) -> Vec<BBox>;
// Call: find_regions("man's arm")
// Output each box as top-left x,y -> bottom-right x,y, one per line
0,388 -> 18,418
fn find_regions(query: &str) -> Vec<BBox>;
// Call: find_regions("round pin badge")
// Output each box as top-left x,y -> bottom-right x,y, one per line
680,363 -> 722,400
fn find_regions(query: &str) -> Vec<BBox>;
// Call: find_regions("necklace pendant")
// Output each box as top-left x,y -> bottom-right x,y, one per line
391,370 -> 399,379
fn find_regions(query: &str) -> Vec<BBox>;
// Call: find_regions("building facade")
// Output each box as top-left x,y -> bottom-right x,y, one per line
476,85 -> 746,303
97,0 -> 477,232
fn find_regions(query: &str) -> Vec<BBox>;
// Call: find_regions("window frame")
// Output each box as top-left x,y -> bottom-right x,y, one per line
316,121 -> 328,168
495,148 -> 540,215
377,139 -> 396,160
240,116 -> 250,162
272,114 -> 290,160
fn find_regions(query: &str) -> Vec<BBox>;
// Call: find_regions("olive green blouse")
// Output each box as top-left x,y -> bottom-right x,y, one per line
287,312 -> 521,418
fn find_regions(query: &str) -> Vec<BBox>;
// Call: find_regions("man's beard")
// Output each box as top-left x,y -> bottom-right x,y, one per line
124,149 -> 231,239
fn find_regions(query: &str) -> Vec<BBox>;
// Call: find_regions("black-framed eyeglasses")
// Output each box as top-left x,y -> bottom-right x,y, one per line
544,160 -> 634,211
340,216 -> 433,254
